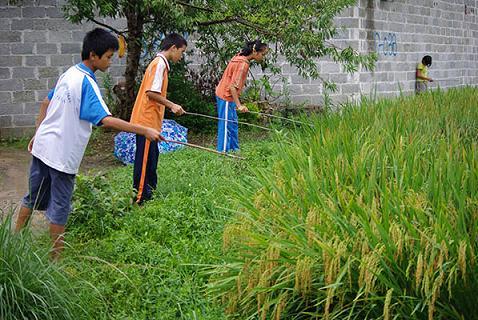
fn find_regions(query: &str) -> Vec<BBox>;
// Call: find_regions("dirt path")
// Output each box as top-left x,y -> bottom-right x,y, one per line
0,131 -> 121,232
0,148 -> 31,213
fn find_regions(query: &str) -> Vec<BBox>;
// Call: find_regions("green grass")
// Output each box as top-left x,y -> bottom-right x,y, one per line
63,130 -> 276,319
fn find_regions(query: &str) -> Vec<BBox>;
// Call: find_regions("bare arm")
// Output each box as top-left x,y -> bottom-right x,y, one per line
146,91 -> 185,115
28,97 -> 50,151
101,116 -> 163,142
230,85 -> 248,113
36,97 -> 50,129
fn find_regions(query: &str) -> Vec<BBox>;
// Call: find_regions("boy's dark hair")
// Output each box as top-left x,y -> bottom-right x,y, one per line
160,33 -> 188,51
422,55 -> 432,67
81,28 -> 119,60
240,39 -> 268,56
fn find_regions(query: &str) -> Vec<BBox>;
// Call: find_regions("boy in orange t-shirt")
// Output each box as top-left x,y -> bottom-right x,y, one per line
130,33 -> 187,204
215,40 -> 268,152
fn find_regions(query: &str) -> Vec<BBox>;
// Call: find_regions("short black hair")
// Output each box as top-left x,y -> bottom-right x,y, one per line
422,55 -> 432,66
239,39 -> 268,56
81,28 -> 119,60
159,33 -> 187,51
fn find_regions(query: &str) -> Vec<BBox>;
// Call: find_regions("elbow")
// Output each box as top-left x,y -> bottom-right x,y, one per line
100,116 -> 112,128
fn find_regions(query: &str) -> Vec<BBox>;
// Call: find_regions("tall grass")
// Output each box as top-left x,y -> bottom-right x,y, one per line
209,87 -> 478,319
0,214 -> 101,319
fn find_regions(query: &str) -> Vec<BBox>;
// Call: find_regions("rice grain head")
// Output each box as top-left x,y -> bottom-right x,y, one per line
383,288 -> 393,320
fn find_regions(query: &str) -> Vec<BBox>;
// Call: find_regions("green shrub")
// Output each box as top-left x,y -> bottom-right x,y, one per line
209,87 -> 478,319
167,62 -> 217,133
68,171 -> 135,240
0,215 -> 100,319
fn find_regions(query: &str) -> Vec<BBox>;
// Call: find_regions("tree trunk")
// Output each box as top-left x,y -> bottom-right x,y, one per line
116,5 -> 144,121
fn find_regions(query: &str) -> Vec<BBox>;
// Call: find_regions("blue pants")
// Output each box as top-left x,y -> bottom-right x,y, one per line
133,134 -> 159,204
216,96 -> 239,152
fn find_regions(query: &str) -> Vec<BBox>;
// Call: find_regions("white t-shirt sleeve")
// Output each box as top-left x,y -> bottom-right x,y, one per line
149,59 -> 167,93
79,76 -> 111,126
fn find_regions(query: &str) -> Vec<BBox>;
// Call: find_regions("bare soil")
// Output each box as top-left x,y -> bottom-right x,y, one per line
0,130 -> 121,232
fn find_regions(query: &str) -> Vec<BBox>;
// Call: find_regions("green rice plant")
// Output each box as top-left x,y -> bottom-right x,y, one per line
0,214 -> 100,320
208,87 -> 478,319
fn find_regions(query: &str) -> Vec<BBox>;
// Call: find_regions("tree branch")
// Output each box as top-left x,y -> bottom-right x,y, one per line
175,0 -> 213,12
196,17 -> 236,26
87,18 -> 128,38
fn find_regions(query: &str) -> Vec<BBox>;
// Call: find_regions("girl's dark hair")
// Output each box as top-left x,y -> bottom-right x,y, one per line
160,33 -> 188,51
239,39 -> 268,56
81,28 -> 119,60
422,55 -> 432,66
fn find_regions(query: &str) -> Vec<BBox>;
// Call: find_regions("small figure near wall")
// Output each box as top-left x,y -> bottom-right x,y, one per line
416,55 -> 434,94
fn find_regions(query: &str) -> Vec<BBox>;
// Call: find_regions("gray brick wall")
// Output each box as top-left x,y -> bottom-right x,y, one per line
0,0 -> 125,138
0,0 -> 477,138
271,0 -> 478,106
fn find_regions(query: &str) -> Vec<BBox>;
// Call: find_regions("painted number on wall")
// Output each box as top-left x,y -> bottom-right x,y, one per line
374,32 -> 398,56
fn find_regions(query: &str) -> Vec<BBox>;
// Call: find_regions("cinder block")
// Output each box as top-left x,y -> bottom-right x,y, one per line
13,114 -> 35,126
0,55 -> 22,67
61,43 -> 81,54
0,115 -> 12,127
38,67 -> 59,78
45,7 -> 64,18
38,0 -> 58,5
48,31 -> 73,42
11,43 -> 34,54
23,79 -> 47,90
0,67 -> 10,79
13,90 -> 35,103
22,7 -> 46,18
50,54 -> 73,66
0,91 -> 11,103
0,8 -> 21,18
24,31 -> 47,43
0,103 -> 21,115
12,67 -> 35,79
25,56 -> 47,66
0,31 -> 21,43
36,43 -> 58,54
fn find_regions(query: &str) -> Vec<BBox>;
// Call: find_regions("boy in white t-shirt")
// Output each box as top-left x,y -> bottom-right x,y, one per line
15,28 -> 162,260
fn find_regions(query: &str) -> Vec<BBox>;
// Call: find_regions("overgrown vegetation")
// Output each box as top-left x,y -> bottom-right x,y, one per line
64,131 -> 275,319
209,87 -> 478,319
2,88 -> 477,319
0,215 -> 100,320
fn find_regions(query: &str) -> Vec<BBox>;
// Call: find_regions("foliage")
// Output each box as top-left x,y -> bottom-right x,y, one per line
208,87 -> 478,319
0,215 -> 100,320
62,0 -> 376,119
166,61 -> 217,133
68,171 -> 135,240
64,131 -> 275,319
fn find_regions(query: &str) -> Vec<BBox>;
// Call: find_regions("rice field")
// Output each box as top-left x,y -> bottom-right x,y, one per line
209,87 -> 478,320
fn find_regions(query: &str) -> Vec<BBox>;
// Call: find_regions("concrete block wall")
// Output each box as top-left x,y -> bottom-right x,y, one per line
0,0 -> 125,138
278,0 -> 478,106
0,0 -> 477,137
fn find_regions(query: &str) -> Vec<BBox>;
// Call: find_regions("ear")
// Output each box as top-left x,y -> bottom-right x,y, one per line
89,51 -> 98,60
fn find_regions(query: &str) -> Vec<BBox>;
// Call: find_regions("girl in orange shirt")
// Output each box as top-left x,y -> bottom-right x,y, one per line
215,40 -> 268,152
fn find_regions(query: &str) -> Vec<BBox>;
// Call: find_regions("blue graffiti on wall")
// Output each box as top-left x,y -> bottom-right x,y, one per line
374,32 -> 398,56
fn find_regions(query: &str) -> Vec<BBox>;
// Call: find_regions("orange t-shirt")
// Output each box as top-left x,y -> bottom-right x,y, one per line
215,55 -> 250,102
130,54 -> 169,131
